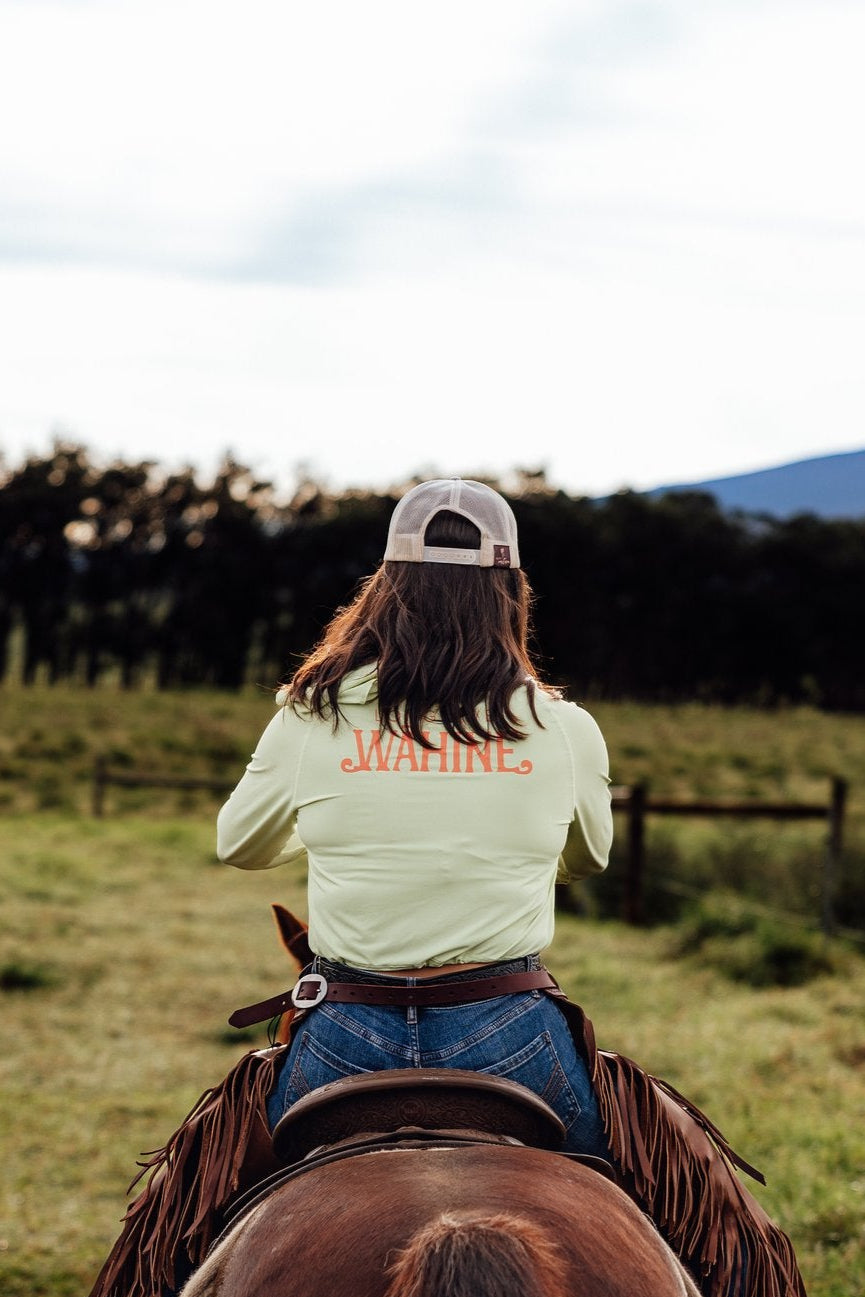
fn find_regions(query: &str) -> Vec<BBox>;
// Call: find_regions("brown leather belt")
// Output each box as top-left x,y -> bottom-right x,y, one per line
229,969 -> 560,1029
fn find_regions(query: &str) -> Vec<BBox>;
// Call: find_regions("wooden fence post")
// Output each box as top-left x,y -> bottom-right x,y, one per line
92,756 -> 107,817
625,782 -> 647,925
822,776 -> 848,938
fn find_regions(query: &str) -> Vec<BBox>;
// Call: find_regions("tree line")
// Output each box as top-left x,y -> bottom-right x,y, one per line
1,443 -> 863,708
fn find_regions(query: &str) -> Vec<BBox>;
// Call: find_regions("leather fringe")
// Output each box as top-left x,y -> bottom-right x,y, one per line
560,1001 -> 806,1297
88,1046 -> 286,1297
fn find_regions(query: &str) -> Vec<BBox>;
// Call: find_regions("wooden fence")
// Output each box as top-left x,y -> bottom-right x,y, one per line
91,758 -> 848,933
611,777 -> 848,932
91,756 -> 234,817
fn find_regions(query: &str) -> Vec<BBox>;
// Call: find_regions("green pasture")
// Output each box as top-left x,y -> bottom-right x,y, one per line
4,682 -> 865,928
1,685 -> 864,1294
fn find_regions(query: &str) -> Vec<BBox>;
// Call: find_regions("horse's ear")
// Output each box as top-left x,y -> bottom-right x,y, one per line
271,903 -> 313,970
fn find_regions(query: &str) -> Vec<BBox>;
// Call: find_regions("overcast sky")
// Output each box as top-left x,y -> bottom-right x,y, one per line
1,0 -> 863,497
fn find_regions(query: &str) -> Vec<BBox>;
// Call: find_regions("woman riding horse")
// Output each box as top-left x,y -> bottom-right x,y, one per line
90,479 -> 805,1297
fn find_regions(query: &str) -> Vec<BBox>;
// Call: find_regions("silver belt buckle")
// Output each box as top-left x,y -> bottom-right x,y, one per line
290,974 -> 329,1008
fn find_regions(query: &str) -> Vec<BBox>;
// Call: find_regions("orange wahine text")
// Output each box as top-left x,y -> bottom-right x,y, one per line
340,729 -> 533,774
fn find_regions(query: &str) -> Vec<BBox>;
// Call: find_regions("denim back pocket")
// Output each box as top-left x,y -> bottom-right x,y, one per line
286,1030 -> 370,1105
478,1030 -> 582,1133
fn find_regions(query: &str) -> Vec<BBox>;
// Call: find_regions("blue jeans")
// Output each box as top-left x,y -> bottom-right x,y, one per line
266,955 -> 611,1161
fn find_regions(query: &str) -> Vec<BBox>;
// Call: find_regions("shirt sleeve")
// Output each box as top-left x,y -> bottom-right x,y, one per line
560,703 -> 613,878
216,708 -> 309,870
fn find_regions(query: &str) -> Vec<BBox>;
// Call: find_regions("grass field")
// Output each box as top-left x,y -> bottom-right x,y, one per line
1,684 -> 864,1294
4,682 -> 864,928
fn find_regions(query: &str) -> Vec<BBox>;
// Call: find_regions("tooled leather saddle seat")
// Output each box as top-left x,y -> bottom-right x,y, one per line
224,1068 -> 615,1233
274,1067 -> 567,1161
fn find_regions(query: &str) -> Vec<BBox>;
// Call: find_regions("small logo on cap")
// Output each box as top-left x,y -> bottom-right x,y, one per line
493,545 -> 511,567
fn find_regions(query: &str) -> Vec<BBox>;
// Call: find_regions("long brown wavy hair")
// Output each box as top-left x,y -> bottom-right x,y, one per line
286,511 -> 553,745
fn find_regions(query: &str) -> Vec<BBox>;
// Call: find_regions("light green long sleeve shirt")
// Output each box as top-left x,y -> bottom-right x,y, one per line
217,667 -> 612,969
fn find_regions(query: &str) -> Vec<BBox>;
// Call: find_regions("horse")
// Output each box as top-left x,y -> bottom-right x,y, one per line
186,918 -> 702,1297
181,1128 -> 701,1297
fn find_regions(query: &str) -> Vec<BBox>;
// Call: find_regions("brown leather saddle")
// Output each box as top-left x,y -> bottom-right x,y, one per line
273,1066 -> 567,1161
223,1068 -> 615,1235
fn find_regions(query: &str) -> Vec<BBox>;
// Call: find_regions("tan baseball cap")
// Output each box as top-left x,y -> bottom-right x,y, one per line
384,478 -> 520,569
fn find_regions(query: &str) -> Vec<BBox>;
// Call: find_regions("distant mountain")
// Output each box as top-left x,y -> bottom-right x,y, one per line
647,448 -> 865,519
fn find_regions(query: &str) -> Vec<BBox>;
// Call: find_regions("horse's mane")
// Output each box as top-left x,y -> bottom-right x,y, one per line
383,1211 -> 567,1297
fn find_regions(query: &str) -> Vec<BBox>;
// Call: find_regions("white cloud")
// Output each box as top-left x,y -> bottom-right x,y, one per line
0,0 -> 559,268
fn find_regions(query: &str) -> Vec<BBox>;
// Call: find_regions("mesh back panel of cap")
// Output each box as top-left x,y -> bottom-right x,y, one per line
395,481 -> 511,536
394,482 -> 458,532
458,483 -> 517,539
